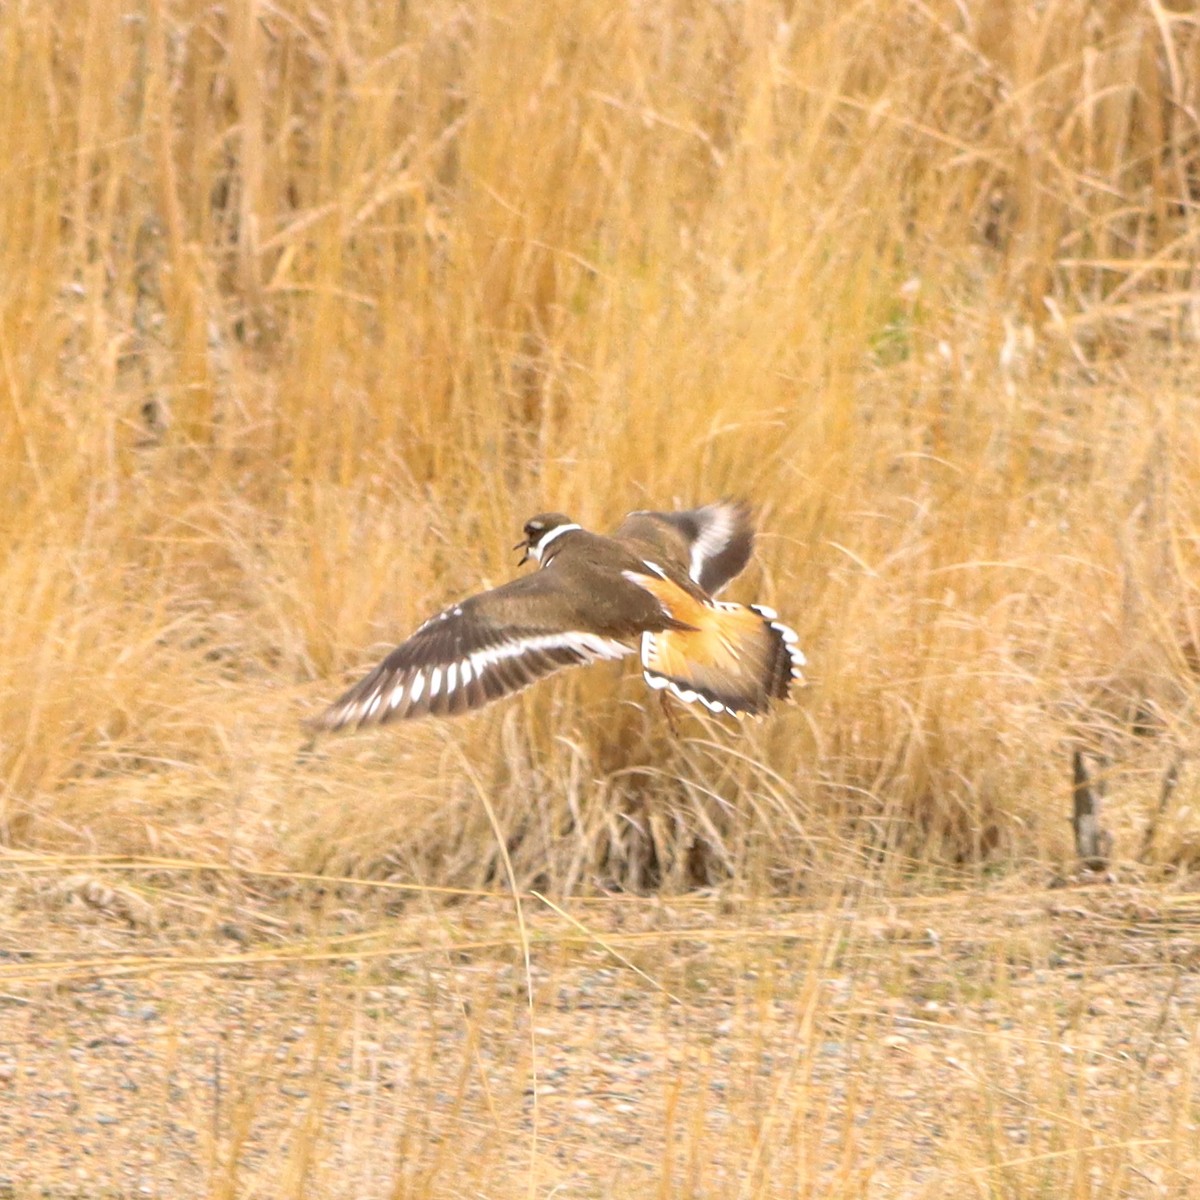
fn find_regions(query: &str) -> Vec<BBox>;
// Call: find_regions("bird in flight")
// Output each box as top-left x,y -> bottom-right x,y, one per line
312,501 -> 805,731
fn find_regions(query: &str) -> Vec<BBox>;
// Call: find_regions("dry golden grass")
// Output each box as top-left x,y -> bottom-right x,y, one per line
1,3 -> 1200,1190
4,0 -> 1200,889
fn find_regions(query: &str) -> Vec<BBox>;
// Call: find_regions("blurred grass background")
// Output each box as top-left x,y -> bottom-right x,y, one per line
2,0 -> 1199,893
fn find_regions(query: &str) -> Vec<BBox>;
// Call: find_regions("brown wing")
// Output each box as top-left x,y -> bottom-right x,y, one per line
612,501 -> 754,596
312,570 -> 633,731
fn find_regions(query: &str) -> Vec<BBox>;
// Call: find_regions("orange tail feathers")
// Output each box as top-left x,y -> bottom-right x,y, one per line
625,569 -> 805,717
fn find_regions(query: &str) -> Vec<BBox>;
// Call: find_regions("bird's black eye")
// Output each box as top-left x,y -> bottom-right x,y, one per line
526,521 -> 544,535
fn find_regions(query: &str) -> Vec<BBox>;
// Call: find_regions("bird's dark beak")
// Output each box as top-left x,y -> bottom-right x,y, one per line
514,538 -> 530,566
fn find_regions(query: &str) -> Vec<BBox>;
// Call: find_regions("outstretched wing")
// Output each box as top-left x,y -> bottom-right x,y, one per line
612,501 -> 754,596
313,570 -> 633,731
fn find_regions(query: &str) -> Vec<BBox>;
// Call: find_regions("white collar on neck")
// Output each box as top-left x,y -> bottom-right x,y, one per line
531,522 -> 581,563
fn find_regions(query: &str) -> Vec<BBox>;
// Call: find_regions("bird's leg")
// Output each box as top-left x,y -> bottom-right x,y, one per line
660,691 -> 683,739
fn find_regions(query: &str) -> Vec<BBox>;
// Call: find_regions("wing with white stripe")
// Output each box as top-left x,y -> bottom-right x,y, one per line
612,501 -> 754,595
313,571 -> 633,730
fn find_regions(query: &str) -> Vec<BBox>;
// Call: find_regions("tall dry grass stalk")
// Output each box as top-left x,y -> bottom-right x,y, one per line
2,0 -> 1199,890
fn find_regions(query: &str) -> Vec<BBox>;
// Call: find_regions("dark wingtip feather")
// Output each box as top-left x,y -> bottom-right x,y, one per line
693,500 -> 755,595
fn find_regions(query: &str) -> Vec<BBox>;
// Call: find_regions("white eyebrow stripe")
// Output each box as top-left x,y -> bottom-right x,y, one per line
530,522 -> 581,563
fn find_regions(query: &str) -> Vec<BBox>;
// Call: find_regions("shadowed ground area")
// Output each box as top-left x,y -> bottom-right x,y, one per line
2,867 -> 1198,1198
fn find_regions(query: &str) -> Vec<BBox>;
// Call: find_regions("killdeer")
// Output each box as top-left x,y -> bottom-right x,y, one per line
313,501 -> 805,731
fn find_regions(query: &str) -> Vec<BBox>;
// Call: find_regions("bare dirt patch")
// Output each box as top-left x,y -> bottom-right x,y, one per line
2,865 -> 1198,1198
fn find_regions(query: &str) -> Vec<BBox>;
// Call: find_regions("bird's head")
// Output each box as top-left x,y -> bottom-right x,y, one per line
515,513 -> 580,566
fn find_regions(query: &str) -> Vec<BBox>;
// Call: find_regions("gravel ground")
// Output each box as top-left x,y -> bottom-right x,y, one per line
1,871 -> 1198,1198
